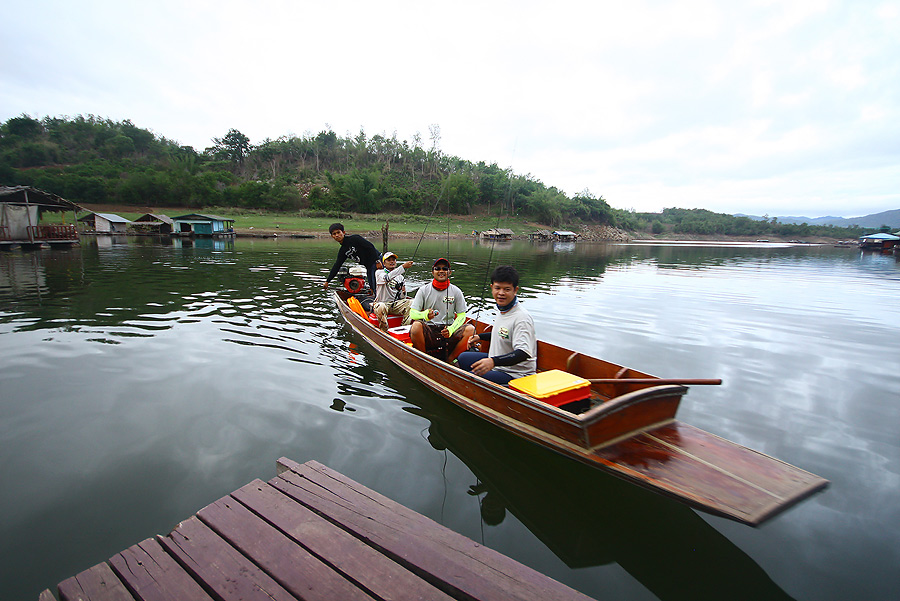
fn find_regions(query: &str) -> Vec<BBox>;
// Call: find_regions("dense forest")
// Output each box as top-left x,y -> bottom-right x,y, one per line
0,114 -> 870,238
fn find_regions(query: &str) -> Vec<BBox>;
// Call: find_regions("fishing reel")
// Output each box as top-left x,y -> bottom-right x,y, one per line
336,265 -> 369,294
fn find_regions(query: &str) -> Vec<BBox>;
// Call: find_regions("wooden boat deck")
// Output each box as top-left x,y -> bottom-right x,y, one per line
40,458 -> 594,601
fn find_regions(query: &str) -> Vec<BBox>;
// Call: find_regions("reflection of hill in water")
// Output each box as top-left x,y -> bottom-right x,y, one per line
400,392 -> 795,601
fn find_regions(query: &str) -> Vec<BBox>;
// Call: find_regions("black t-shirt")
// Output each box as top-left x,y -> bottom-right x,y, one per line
327,234 -> 380,282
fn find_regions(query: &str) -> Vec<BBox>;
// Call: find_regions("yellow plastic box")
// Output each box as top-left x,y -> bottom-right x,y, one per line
509,370 -> 591,407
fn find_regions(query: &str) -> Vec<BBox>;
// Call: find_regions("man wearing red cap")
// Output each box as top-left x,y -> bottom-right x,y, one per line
409,258 -> 475,362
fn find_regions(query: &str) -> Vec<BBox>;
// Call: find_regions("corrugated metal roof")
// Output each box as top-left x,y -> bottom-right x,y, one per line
95,212 -> 132,223
0,186 -> 82,211
136,213 -> 174,224
859,233 -> 899,240
172,213 -> 233,222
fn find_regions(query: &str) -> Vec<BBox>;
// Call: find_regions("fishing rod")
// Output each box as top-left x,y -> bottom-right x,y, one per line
473,144 -> 517,322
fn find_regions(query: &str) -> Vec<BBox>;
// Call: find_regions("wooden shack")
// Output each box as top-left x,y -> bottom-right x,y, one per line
78,212 -> 132,233
480,228 -> 514,240
0,186 -> 81,248
529,229 -> 552,240
172,213 -> 235,237
133,213 -> 174,235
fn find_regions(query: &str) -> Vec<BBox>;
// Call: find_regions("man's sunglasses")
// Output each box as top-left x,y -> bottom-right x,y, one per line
433,266 -> 450,271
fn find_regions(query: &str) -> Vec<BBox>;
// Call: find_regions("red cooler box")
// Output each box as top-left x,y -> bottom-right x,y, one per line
368,313 -> 404,329
387,325 -> 412,344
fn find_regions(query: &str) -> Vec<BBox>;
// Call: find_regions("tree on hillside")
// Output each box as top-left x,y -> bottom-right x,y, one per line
210,129 -> 252,165
2,115 -> 43,139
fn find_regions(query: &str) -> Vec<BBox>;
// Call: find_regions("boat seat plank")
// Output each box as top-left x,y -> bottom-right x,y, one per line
273,458 -> 594,601
648,423 -> 828,500
158,516 -> 296,601
58,562 -> 134,601
594,422 -> 828,524
108,537 -> 214,601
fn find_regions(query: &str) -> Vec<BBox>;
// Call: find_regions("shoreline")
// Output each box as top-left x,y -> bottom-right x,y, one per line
232,228 -> 849,245
75,204 -> 851,244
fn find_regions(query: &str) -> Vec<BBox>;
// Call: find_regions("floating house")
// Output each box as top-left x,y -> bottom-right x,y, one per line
78,212 -> 132,233
133,213 -> 174,235
553,230 -> 579,241
529,229 -> 552,240
480,228 -> 514,240
0,186 -> 81,248
858,233 -> 899,250
171,213 -> 235,237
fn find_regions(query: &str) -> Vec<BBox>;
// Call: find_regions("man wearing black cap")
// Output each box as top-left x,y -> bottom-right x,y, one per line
409,258 -> 475,362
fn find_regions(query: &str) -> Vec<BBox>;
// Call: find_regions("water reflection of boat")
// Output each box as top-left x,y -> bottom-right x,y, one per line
410,399 -> 797,600
334,290 -> 828,526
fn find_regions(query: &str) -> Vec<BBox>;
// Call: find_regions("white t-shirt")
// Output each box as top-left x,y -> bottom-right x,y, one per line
411,282 -> 467,326
375,265 -> 406,303
488,301 -> 537,377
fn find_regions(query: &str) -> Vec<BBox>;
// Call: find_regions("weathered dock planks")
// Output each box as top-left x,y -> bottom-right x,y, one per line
42,458 -> 595,601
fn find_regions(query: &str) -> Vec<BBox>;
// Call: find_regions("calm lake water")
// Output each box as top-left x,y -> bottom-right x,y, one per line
2,236 -> 899,600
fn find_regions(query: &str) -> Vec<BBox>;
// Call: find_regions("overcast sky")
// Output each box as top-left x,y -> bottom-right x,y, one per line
3,0 -> 898,217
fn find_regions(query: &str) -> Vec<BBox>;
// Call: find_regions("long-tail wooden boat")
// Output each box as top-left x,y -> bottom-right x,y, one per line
333,289 -> 828,526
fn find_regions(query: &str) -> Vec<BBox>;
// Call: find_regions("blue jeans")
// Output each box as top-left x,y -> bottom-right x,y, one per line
457,351 -> 515,385
364,262 -> 378,294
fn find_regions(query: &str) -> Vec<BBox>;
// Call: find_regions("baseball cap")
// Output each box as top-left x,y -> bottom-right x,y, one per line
382,251 -> 398,262
433,257 -> 451,269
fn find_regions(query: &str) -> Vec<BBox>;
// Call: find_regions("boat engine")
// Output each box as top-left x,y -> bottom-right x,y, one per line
336,265 -> 369,294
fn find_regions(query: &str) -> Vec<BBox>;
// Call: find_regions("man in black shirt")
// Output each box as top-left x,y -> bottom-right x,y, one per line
323,223 -> 380,293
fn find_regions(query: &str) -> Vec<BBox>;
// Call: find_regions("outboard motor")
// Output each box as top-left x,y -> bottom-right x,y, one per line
335,265 -> 369,294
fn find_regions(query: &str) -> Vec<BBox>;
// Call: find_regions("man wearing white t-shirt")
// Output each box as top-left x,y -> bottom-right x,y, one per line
457,265 -> 536,385
409,258 -> 475,362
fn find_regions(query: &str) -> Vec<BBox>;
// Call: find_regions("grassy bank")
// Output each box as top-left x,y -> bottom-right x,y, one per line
72,205 -> 556,237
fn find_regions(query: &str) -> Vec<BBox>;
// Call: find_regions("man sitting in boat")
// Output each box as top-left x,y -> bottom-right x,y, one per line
457,265 -> 536,385
372,251 -> 413,330
409,258 -> 475,363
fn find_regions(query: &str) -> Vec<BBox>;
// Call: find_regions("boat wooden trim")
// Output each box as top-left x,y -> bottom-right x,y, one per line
333,290 -> 828,525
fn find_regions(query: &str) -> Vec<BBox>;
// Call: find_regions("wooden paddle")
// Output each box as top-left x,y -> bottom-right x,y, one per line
587,378 -> 722,385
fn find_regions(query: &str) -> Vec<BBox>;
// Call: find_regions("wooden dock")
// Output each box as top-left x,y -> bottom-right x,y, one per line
41,458 -> 594,601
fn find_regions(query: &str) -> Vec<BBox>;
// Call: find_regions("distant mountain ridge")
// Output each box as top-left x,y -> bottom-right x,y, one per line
735,209 -> 900,229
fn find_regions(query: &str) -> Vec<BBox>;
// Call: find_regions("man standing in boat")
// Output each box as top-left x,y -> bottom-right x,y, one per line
372,251 -> 413,330
457,265 -> 536,385
409,258 -> 475,362
323,223 -> 380,294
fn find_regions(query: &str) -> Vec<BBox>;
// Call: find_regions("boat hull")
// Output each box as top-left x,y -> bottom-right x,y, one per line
334,291 -> 828,525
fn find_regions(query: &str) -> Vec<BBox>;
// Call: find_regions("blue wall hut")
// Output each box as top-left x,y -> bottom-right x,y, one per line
171,214 -> 235,237
552,230 -> 579,241
858,233 -> 899,250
